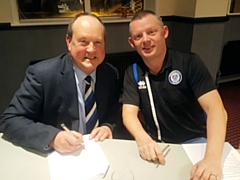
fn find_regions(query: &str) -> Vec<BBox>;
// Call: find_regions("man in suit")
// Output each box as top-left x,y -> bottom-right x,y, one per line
0,13 -> 121,154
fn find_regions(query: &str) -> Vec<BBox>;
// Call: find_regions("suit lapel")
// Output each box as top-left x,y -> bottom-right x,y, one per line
61,54 -> 79,131
95,64 -> 109,119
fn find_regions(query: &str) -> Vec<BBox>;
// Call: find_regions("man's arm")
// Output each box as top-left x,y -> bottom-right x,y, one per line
0,65 -> 60,153
190,89 -> 227,180
122,104 -> 166,164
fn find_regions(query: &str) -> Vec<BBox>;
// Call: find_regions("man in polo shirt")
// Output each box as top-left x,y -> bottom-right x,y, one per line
122,10 -> 227,180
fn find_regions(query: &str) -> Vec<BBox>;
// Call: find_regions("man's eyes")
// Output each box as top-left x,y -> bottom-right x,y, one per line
78,40 -> 102,46
149,30 -> 154,34
134,35 -> 142,40
133,32 -> 155,40
79,40 -> 87,45
148,29 -> 157,35
95,41 -> 102,45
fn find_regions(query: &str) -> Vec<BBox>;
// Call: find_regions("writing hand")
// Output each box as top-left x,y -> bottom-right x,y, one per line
50,131 -> 84,154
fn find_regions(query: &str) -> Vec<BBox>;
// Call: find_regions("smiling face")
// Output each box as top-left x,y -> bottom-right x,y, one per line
128,14 -> 168,64
66,15 -> 105,75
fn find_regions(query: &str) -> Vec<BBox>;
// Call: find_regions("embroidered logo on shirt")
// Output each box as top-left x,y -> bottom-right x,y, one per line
138,80 -> 146,89
168,70 -> 182,85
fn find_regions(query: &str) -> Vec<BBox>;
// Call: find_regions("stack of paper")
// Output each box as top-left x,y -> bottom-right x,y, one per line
182,142 -> 240,180
48,135 -> 109,180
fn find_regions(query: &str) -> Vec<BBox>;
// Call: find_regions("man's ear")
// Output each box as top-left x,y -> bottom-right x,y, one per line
163,25 -> 169,39
128,37 -> 135,49
65,34 -> 71,51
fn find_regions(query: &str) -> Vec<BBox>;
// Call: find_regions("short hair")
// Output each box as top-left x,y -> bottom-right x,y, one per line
129,10 -> 164,35
67,12 -> 105,39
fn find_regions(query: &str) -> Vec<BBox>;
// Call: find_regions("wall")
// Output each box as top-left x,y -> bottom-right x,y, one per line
156,0 -> 229,18
156,0 -> 197,17
174,0 -> 196,17
191,22 -> 226,79
1,0 -> 240,114
165,21 -> 193,52
195,0 -> 229,17
222,16 -> 240,43
155,0 -> 176,16
0,0 -> 12,23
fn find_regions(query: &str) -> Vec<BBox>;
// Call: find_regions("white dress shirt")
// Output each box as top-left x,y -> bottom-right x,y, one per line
73,64 -> 96,134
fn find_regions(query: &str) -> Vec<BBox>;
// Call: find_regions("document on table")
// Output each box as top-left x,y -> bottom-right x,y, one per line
47,135 -> 109,180
182,142 -> 240,180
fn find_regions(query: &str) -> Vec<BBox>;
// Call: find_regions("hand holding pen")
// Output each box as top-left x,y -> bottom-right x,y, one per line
49,123 -> 84,154
137,137 -> 170,166
155,144 -> 170,167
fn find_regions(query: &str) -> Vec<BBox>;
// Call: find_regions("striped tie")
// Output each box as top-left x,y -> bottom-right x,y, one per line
84,76 -> 98,133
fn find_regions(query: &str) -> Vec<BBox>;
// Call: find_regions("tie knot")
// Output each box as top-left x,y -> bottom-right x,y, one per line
85,76 -> 91,85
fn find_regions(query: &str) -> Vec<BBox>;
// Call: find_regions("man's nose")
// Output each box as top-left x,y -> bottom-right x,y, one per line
142,34 -> 150,42
86,42 -> 95,52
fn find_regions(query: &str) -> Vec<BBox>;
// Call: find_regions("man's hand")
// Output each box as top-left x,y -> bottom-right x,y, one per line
49,131 -> 84,154
136,136 -> 166,165
190,158 -> 222,180
89,126 -> 112,141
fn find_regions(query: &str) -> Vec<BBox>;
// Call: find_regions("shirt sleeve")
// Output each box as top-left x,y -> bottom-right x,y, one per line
122,65 -> 140,106
187,53 -> 216,99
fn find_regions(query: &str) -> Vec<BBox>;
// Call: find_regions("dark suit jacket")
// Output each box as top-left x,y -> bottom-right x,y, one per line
0,53 -> 121,153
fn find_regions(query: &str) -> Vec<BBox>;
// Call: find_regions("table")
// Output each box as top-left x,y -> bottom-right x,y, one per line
101,139 -> 192,179
0,133 -> 194,180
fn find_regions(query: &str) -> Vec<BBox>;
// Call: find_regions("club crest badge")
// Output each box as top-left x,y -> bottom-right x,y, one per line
168,70 -> 182,85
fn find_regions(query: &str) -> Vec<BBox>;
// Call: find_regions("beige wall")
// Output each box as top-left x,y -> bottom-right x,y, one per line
155,0 -> 229,17
195,0 -> 229,17
174,0 -> 197,17
0,0 -> 12,23
155,0 -> 176,16
155,0 -> 197,17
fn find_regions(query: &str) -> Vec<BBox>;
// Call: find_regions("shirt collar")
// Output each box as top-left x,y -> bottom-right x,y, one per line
73,63 -> 97,85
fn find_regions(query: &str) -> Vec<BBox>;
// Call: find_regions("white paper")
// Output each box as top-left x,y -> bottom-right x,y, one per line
182,143 -> 207,165
182,142 -> 240,180
48,135 -> 109,180
222,148 -> 240,179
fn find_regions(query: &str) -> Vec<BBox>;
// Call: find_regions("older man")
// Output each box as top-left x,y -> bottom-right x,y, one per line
0,13 -> 121,154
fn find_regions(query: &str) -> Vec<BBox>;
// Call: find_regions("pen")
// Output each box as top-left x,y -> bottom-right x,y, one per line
61,123 -> 85,148
155,144 -> 171,167
61,123 -> 75,136
162,144 -> 170,157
